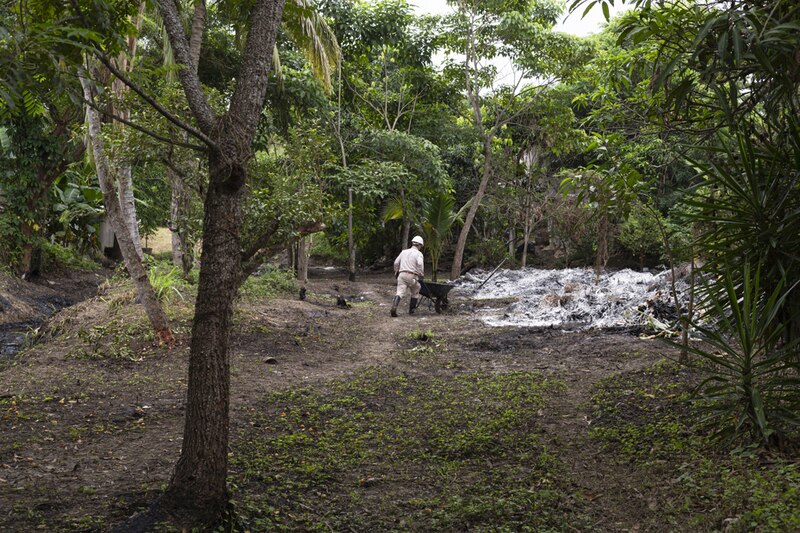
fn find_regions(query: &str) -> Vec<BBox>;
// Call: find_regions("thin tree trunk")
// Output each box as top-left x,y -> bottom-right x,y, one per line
81,70 -> 174,344
680,227 -> 698,364
169,168 -> 183,268
117,166 -> 143,259
19,217 -> 35,277
595,213 -> 609,279
347,187 -> 356,282
451,138 -> 492,279
400,188 -> 410,249
508,225 -> 515,267
297,236 -> 310,291
168,167 -> 194,276
522,208 -> 531,268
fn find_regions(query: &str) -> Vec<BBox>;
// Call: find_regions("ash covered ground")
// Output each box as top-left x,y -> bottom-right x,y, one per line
452,267 -> 692,331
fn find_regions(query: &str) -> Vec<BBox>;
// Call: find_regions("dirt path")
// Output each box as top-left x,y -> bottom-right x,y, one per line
0,268 -> 678,531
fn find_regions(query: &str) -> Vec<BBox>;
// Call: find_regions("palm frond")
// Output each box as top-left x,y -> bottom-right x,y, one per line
382,195 -> 406,223
281,0 -> 341,94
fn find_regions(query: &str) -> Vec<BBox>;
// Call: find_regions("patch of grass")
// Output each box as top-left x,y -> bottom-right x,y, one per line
590,359 -> 800,530
67,319 -> 155,361
408,325 -> 437,342
39,241 -> 99,271
590,360 -> 704,460
147,261 -> 187,303
239,266 -> 297,300
228,367 -> 582,532
399,326 -> 445,364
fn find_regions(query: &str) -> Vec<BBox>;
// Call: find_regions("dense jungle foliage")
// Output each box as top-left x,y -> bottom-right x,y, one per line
1,0 -> 799,529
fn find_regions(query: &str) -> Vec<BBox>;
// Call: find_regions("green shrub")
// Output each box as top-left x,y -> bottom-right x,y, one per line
466,237 -> 508,269
685,263 -> 800,448
239,266 -> 297,299
147,261 -> 187,303
39,241 -> 98,271
309,232 -> 348,264
617,202 -> 664,268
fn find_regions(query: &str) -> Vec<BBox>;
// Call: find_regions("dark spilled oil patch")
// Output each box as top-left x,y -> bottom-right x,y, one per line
0,321 -> 38,357
0,295 -> 77,360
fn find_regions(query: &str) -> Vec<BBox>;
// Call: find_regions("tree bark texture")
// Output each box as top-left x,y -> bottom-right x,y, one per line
297,236 -> 309,287
189,0 -> 206,74
400,188 -> 410,250
156,0 -> 286,523
164,150 -> 245,519
81,70 -> 174,344
117,166 -> 143,259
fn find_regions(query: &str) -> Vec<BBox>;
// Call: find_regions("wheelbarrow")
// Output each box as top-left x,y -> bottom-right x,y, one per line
419,280 -> 455,314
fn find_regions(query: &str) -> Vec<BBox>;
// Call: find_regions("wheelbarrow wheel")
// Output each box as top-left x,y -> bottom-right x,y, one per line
434,298 -> 443,314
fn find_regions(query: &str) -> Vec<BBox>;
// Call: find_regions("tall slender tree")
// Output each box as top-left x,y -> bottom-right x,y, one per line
442,0 -> 582,279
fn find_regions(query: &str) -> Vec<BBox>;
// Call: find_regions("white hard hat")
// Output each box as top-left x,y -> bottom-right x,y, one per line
412,235 -> 424,246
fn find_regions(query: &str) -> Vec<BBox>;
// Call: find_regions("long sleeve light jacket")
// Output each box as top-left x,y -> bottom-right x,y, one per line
394,246 -> 424,278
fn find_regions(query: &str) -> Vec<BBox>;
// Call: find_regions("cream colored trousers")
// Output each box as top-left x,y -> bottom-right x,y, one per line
395,272 -> 421,298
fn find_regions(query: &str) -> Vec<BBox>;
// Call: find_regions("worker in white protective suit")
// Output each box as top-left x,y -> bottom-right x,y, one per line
391,235 -> 425,317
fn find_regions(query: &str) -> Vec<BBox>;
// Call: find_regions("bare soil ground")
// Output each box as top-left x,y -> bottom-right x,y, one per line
1,267 -> 697,531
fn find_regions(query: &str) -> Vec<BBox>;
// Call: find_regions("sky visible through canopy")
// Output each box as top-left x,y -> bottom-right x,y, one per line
411,0 -> 629,37
410,0 -> 629,86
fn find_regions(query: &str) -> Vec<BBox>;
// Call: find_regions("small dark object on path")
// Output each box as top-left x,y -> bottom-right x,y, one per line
299,287 -> 306,300
265,357 -> 278,365
336,296 -> 350,309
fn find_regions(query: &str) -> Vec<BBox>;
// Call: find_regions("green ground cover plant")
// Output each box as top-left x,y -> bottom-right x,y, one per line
228,367 -> 583,532
239,266 -> 298,300
591,359 -> 800,531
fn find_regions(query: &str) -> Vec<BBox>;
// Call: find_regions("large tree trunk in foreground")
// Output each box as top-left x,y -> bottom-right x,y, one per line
81,71 -> 174,344
152,0 -> 286,525
163,151 -> 245,521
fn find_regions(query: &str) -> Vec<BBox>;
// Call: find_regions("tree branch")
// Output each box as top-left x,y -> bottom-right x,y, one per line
228,0 -> 286,144
160,155 -> 204,195
241,219 -> 281,265
156,0 -> 218,135
67,0 -> 216,148
78,93 -> 207,151
240,220 -> 325,281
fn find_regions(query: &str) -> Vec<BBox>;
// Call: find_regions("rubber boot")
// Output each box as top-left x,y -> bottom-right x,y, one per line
409,298 -> 418,315
390,296 -> 400,317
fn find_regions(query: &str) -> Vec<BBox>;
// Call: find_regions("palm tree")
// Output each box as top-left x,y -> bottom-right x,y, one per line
418,191 -> 468,281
